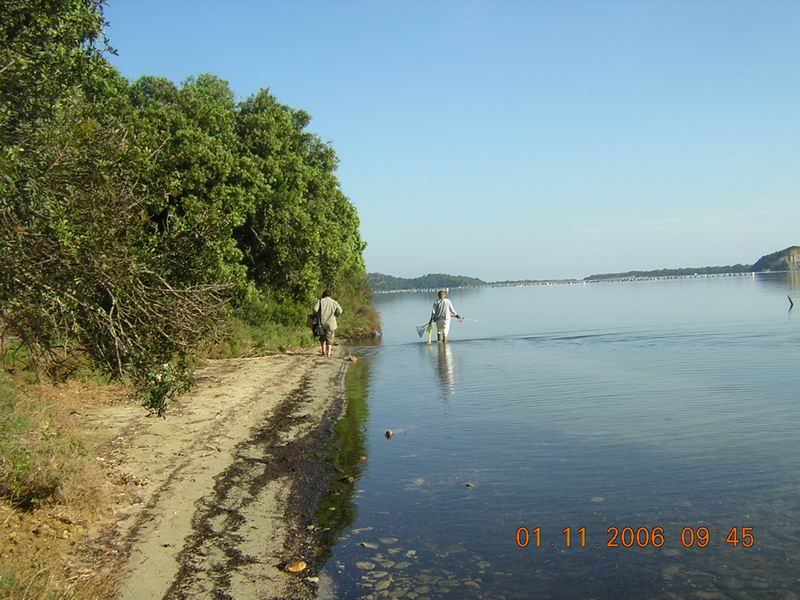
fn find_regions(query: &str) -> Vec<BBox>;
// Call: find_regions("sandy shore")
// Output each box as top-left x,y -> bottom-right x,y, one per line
76,349 -> 351,599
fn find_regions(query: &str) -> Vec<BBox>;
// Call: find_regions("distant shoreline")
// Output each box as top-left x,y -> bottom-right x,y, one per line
371,270 -> 785,294
369,246 -> 799,293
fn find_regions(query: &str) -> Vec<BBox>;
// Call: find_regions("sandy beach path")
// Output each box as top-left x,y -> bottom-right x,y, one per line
80,351 -> 349,599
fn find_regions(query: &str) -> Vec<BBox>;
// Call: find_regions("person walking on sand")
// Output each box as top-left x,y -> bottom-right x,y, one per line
313,289 -> 343,357
430,290 -> 463,343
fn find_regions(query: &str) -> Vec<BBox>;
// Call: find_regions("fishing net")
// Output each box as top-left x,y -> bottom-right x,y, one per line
416,323 -> 431,338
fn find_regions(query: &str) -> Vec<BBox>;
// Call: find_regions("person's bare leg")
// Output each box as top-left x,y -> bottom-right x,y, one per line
326,342 -> 333,357
319,340 -> 326,356
442,334 -> 447,343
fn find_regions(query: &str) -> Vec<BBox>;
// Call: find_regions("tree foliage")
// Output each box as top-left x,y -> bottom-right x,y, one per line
235,90 -> 365,302
0,0 -> 372,414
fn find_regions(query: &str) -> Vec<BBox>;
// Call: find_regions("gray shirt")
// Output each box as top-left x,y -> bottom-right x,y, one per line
314,297 -> 343,331
431,298 -> 458,322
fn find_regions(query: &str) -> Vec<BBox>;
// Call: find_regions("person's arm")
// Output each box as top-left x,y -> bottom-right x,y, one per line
430,302 -> 436,323
449,300 -> 460,318
334,301 -> 343,317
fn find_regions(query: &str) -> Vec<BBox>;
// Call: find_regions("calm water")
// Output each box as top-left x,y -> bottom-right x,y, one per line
316,273 -> 800,599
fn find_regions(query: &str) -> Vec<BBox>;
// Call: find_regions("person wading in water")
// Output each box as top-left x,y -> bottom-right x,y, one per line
429,290 -> 463,343
313,289 -> 343,357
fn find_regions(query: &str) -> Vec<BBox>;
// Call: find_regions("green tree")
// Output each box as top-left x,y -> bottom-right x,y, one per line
127,74 -> 253,294
235,89 -> 366,304
0,2 -> 231,414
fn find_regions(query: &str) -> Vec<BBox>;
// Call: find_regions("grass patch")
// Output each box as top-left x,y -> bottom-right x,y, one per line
337,297 -> 381,340
0,373 -> 81,510
203,318 -> 316,358
0,567 -> 95,600
0,367 -> 119,600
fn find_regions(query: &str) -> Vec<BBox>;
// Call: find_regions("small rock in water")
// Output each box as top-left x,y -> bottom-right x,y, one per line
305,576 -> 319,584
661,565 -> 681,579
360,542 -> 380,549
349,356 -> 358,362
351,527 -> 374,534
380,537 -> 399,544
385,430 -> 393,439
394,561 -> 412,569
477,561 -> 491,569
465,482 -> 475,488
285,560 -> 307,573
356,561 -> 376,570
591,496 -> 604,503
374,579 -> 391,591
405,550 -> 416,557
388,548 -> 402,555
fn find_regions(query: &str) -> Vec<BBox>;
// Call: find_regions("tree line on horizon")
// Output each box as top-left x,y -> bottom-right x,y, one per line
0,0 -> 373,413
368,246 -> 799,291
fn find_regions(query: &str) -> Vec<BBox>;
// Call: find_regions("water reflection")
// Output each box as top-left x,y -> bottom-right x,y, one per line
418,342 -> 458,399
314,358 -> 372,562
754,270 -> 800,293
434,343 -> 456,398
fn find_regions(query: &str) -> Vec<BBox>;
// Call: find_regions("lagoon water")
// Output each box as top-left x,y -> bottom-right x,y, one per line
317,273 -> 799,599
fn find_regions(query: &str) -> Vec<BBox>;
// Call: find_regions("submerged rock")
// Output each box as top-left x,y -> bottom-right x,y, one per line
464,580 -> 481,589
357,561 -> 376,570
351,526 -> 373,534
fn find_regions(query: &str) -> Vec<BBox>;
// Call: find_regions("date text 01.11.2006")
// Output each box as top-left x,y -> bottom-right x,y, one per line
515,526 -> 755,550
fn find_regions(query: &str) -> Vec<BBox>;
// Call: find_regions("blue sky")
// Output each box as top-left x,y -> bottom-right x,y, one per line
105,1 -> 800,280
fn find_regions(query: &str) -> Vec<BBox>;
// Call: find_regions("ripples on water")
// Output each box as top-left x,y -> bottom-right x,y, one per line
317,274 -> 799,599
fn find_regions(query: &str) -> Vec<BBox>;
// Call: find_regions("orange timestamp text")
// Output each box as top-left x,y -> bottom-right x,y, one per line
515,526 -> 755,550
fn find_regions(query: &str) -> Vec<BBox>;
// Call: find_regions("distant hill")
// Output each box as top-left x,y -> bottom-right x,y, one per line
586,246 -> 799,281
367,272 -> 486,292
751,246 -> 800,272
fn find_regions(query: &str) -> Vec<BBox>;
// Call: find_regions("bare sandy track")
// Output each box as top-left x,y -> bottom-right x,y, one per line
81,351 -> 350,599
